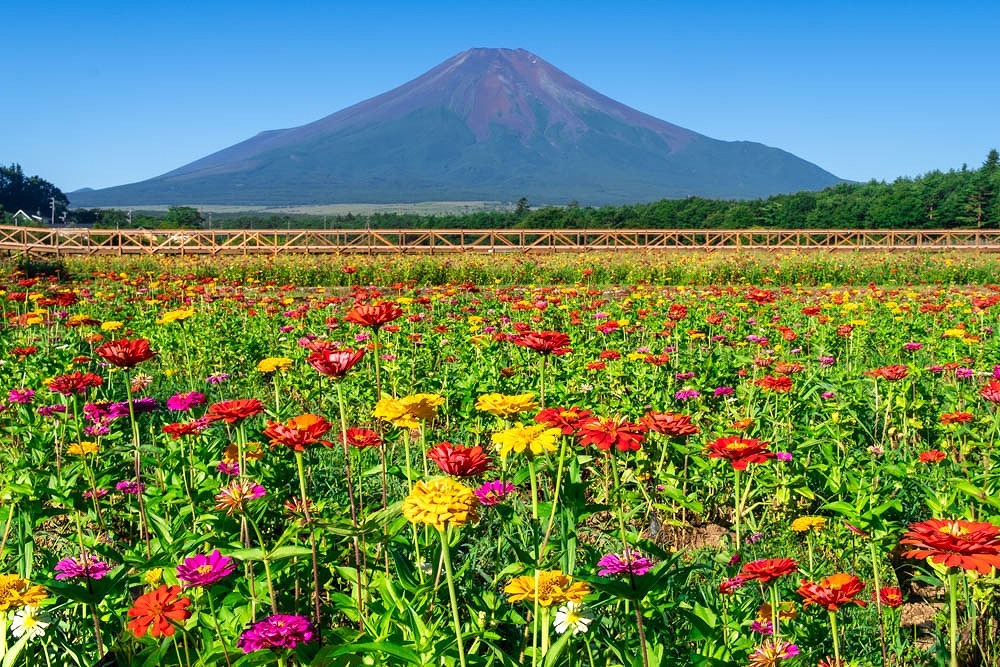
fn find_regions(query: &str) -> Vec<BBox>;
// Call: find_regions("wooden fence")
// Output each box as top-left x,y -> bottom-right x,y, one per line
2,225 -> 1000,256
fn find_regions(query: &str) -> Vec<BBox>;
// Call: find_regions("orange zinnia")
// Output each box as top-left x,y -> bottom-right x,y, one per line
127,584 -> 191,638
95,338 -> 157,368
900,519 -> 1000,575
739,558 -> 799,584
576,416 -> 647,452
262,414 -> 333,451
705,436 -> 774,470
344,301 -> 403,330
797,573 -> 867,611
753,375 -> 793,392
640,410 -> 700,437
865,365 -> 909,381
206,398 -> 266,424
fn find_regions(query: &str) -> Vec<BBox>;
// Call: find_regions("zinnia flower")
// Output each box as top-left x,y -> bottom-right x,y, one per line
47,372 -> 103,395
374,394 -> 444,429
475,480 -> 516,506
262,413 -> 333,451
533,407 -> 594,435
475,393 -> 539,418
504,570 -> 590,607
127,585 -> 191,638
865,365 -> 909,381
790,516 -> 826,533
797,573 -> 867,611
640,410 -> 700,437
739,558 -> 799,584
402,478 -> 479,530
67,441 -> 99,456
206,398 -> 266,424
492,423 -> 561,457
878,586 -> 903,608
10,606 -> 49,639
576,416 -> 647,452
510,331 -> 572,355
596,550 -> 655,577
166,391 -> 206,411
919,450 -> 946,464
341,427 -> 382,448
0,574 -> 47,611
307,347 -> 365,378
705,436 -> 774,470
753,375 -> 793,392
176,550 -> 236,588
237,614 -> 315,653
156,308 -> 195,325
427,441 -> 493,477
257,357 -> 293,373
899,518 -> 1000,574
54,554 -> 112,581
981,379 -> 1000,403
939,411 -> 974,425
553,601 -> 593,635
95,338 -> 157,368
214,480 -> 267,515
748,639 -> 800,667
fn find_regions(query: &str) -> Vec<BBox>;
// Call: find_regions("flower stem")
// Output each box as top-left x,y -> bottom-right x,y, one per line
949,570 -> 959,667
335,382 -> 365,627
439,528 -> 468,667
733,467 -> 742,550
829,609 -> 841,666
294,451 -> 323,631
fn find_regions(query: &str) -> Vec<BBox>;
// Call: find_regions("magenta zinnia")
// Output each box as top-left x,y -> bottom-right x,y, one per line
54,554 -> 112,581
176,549 -> 236,588
237,614 -> 315,653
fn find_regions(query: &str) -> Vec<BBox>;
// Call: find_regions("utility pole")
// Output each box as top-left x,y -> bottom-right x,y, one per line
50,197 -> 56,226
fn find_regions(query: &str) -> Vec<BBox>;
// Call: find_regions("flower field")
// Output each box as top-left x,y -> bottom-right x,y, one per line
1,252 -> 1000,666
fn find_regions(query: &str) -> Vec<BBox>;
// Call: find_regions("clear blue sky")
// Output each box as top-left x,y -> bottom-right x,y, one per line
3,1 -> 998,193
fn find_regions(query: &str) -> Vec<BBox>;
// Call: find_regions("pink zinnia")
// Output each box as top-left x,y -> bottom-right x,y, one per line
176,549 -> 236,588
474,480 -> 516,506
55,554 -> 112,581
596,550 -> 655,577
166,391 -> 206,411
237,614 -> 315,653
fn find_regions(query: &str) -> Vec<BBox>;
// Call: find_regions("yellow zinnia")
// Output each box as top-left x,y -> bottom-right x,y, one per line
475,393 -> 539,418
790,516 -> 827,533
67,441 -> 99,456
402,478 -> 479,530
156,308 -> 195,325
504,570 -> 590,607
101,321 -> 124,332
257,357 -> 293,373
0,574 -> 47,612
492,424 -> 560,457
374,394 -> 445,429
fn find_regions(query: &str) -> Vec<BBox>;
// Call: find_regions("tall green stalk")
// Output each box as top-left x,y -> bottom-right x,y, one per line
439,528 -> 468,667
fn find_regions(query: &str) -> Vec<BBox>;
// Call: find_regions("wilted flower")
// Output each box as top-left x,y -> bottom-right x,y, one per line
748,639 -> 800,667
214,480 -> 267,516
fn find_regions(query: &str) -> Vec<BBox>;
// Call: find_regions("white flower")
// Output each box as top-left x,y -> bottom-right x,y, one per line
10,606 -> 49,639
553,601 -> 592,635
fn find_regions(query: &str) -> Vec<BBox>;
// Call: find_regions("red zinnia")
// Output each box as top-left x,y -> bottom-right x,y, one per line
127,584 -> 192,638
341,427 -> 382,449
162,419 -> 211,439
48,371 -> 103,395
576,416 -> 647,452
705,436 -> 774,470
981,380 -> 1000,404
865,365 -> 909,381
262,414 -> 333,452
534,407 -> 595,435
344,301 -> 404,330
939,411 -> 974,425
95,338 -> 157,368
206,398 -> 266,424
877,586 -> 903,608
753,375 -> 793,392
640,410 -> 700,437
900,518 -> 1000,575
797,573 -> 867,611
510,331 -> 572,355
739,558 -> 799,584
307,347 -> 365,378
918,450 -> 946,464
426,441 -> 493,477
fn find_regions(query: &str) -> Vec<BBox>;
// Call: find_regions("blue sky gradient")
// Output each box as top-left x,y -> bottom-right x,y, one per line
3,1 -> 998,193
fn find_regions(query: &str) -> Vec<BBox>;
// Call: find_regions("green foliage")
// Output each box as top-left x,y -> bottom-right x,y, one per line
0,163 -> 68,222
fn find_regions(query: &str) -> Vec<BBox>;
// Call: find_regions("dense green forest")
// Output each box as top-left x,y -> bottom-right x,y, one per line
8,151 -> 999,230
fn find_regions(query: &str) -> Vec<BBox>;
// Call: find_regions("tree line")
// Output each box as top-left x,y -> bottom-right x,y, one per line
5,150 -> 999,230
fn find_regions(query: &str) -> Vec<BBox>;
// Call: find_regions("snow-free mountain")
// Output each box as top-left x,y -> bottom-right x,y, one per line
71,48 -> 842,207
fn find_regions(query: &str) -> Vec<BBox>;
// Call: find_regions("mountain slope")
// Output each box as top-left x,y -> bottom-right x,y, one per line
71,48 -> 842,206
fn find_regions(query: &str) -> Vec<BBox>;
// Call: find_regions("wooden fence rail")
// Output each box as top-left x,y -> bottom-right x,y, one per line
2,225 -> 1000,256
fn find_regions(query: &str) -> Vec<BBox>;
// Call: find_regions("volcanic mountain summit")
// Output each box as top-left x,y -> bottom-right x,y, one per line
72,48 -> 842,207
